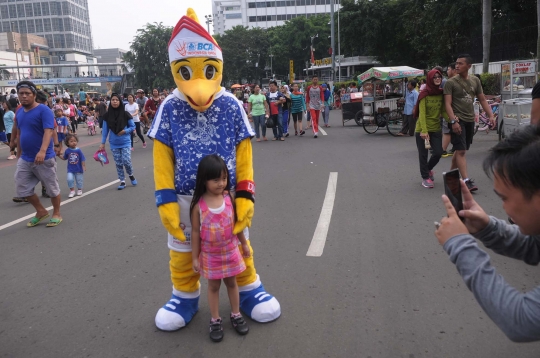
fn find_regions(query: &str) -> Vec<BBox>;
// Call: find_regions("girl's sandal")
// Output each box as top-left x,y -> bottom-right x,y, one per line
27,214 -> 50,227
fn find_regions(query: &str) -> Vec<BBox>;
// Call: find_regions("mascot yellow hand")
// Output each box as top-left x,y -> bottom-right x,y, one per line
154,140 -> 186,241
234,138 -> 255,234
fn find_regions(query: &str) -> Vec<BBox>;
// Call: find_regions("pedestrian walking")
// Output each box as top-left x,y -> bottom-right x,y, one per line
2,98 -> 17,159
321,84 -> 332,127
444,54 -> 495,192
305,75 -> 324,138
99,93 -> 137,190
58,134 -> 86,198
190,154 -> 251,342
125,94 -> 147,149
413,69 -> 448,188
290,83 -> 306,136
13,81 -> 62,227
67,99 -> 77,133
247,85 -> 269,142
441,62 -> 456,157
266,81 -> 286,141
398,80 -> 419,136
54,108 -> 69,154
280,85 -> 291,137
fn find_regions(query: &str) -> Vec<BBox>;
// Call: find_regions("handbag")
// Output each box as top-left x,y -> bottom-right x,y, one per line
0,131 -> 7,143
265,116 -> 275,128
93,149 -> 109,166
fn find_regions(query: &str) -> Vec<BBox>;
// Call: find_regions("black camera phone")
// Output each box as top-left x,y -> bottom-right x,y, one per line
442,169 -> 464,218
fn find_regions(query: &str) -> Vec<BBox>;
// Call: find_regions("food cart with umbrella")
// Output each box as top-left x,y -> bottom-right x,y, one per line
356,66 -> 424,135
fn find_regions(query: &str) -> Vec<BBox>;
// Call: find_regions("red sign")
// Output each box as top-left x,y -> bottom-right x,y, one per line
512,61 -> 536,75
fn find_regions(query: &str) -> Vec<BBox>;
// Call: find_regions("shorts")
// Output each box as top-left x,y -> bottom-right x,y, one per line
15,157 -> 61,198
441,118 -> 451,134
292,112 -> 302,122
450,121 -> 474,151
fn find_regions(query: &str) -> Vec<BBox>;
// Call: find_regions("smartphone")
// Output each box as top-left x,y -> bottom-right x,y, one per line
442,169 -> 464,218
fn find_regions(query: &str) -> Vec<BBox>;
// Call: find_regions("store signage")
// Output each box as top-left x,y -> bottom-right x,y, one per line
313,57 -> 332,66
512,61 -> 536,75
289,60 -> 294,81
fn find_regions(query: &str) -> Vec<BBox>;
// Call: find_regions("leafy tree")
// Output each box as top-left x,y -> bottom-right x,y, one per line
123,22 -> 174,91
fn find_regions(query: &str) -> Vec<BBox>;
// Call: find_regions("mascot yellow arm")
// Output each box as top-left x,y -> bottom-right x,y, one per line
234,138 -> 255,234
154,140 -> 186,241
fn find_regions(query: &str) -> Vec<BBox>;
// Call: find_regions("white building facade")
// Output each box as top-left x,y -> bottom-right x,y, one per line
213,0 -> 340,35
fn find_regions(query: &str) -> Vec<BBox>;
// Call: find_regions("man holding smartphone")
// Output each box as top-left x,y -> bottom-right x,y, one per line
435,125 -> 540,342
444,54 -> 495,192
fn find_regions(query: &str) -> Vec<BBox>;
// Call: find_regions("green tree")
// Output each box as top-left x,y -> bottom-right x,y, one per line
123,22 -> 174,91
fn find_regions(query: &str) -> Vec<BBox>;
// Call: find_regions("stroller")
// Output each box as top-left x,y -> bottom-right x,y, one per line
86,116 -> 97,136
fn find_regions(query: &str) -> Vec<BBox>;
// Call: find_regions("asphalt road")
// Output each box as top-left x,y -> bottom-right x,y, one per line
1,112 -> 540,357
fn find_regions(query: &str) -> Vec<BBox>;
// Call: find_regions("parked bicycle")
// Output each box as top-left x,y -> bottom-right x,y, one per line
361,99 -> 404,136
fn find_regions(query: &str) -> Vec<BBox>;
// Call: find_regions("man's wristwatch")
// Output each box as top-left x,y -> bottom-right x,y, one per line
450,119 -> 457,124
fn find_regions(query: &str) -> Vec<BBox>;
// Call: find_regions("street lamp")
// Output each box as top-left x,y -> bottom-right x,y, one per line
269,54 -> 274,79
11,22 -> 21,82
310,34 -> 318,77
205,15 -> 213,33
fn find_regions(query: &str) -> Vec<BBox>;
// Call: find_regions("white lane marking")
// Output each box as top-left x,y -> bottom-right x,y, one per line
307,172 -> 338,257
319,127 -> 327,136
0,179 -> 120,231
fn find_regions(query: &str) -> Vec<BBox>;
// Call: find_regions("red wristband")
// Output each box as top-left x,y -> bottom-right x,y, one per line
236,180 -> 255,195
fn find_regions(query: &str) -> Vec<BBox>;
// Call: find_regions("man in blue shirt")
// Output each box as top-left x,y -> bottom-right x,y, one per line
14,81 -> 63,227
398,79 -> 419,136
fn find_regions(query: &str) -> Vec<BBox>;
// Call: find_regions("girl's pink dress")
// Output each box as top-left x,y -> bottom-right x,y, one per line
199,195 -> 246,280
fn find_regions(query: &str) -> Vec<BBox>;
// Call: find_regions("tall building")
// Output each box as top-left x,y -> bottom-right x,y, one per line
0,0 -> 93,56
94,48 -> 128,77
212,0 -> 340,35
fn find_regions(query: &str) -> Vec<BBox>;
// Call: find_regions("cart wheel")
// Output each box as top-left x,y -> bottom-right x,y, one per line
498,119 -> 505,141
386,110 -> 403,136
354,110 -> 363,126
362,116 -> 379,134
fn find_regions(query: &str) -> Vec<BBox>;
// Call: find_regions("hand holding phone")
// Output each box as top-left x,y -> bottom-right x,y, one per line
443,169 -> 463,219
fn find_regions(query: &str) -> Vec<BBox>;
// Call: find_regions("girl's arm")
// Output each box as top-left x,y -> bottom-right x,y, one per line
191,204 -> 201,272
82,160 -> 86,171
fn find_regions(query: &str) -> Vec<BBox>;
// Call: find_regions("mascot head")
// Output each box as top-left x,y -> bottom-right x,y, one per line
169,9 -> 223,112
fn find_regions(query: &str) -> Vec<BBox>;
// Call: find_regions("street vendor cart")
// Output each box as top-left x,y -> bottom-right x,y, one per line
356,66 -> 424,136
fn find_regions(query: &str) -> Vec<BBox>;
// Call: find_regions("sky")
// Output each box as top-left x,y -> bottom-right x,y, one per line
88,0 -> 213,51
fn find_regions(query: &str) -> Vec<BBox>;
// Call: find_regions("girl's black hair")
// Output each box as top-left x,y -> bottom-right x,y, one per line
190,154 -> 233,223
64,133 -> 79,146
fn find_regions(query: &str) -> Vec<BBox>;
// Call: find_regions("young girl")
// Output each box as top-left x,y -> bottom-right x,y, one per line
54,108 -> 69,153
190,154 -> 251,342
59,134 -> 86,197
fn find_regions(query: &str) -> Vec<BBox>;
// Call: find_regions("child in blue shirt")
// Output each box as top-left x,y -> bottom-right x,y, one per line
59,134 -> 86,198
54,108 -> 69,153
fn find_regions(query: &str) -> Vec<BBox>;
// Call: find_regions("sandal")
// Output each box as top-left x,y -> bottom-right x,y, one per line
46,217 -> 63,227
256,138 -> 261,142
272,138 -> 277,141
27,214 -> 50,227
280,138 -> 285,141
397,133 -> 405,136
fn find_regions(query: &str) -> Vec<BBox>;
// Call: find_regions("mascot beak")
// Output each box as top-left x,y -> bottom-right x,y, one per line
180,78 -> 221,112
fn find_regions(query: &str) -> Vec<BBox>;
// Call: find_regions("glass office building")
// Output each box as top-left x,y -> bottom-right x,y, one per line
0,0 -> 93,55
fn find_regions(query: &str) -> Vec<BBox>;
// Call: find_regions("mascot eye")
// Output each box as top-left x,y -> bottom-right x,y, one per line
204,65 -> 216,80
179,66 -> 192,80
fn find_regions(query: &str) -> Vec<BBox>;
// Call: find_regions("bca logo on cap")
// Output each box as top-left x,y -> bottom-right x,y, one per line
187,42 -> 214,51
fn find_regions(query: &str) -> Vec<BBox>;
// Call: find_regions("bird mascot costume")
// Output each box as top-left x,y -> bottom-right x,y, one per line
149,8 -> 281,331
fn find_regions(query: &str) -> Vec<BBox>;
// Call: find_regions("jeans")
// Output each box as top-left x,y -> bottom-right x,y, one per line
415,131 -> 443,179
271,114 -> 283,139
67,172 -> 84,189
252,114 -> 266,138
111,147 -> 134,182
322,105 -> 330,125
282,110 -> 289,133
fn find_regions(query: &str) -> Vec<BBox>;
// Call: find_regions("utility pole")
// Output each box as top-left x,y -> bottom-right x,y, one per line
330,0 -> 335,83
205,15 -> 213,33
269,54 -> 274,79
338,0 -> 341,82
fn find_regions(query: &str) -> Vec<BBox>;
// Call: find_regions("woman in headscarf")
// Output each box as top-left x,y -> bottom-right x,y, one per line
414,69 -> 449,189
98,93 -> 137,190
280,85 -> 292,137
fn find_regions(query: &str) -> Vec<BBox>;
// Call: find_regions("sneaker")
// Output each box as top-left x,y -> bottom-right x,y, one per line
300,130 -> 305,136
12,197 -> 28,203
295,131 -> 298,136
7,154 -> 16,160
68,190 -> 75,198
421,178 -> 434,188
428,170 -> 435,182
441,151 -> 453,158
143,142 -> 147,148
285,133 -> 289,137
76,190 -> 83,196
209,318 -> 224,342
465,179 -> 478,192
117,182 -> 126,190
230,313 -> 249,335
314,134 -> 318,138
